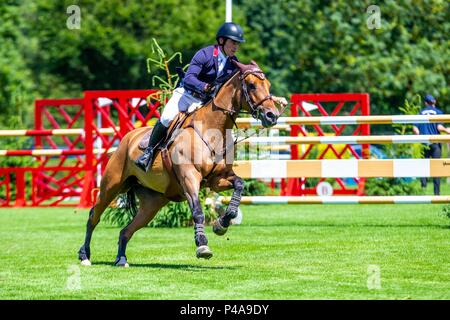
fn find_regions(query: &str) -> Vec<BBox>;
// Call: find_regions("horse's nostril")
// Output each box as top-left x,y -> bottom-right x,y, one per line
266,111 -> 276,121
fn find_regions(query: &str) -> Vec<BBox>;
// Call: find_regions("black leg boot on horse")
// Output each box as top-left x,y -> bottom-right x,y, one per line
135,120 -> 168,172
213,177 -> 245,236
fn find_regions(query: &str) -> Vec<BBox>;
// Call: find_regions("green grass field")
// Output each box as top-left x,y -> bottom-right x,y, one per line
0,198 -> 449,300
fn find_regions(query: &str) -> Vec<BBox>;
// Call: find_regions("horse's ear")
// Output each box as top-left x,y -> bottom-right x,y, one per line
234,60 -> 262,73
250,60 -> 260,68
232,60 -> 246,72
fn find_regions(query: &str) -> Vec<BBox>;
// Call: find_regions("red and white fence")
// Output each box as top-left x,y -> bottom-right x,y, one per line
2,92 -> 450,207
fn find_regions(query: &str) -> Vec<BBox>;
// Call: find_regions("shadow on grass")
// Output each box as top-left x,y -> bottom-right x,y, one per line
92,261 -> 241,270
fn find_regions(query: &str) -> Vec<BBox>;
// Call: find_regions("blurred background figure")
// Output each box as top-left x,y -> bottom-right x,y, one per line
413,94 -> 450,195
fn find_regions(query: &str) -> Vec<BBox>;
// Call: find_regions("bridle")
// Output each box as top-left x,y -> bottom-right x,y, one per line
239,68 -> 274,119
189,66 -> 286,174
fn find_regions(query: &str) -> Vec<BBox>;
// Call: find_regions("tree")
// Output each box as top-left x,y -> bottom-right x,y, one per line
0,1 -> 35,128
23,0 -> 265,95
1,0 -> 448,130
240,0 -> 449,123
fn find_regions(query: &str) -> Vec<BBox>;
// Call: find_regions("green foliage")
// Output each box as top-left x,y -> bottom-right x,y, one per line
21,0 -> 232,96
102,189 -> 217,228
2,1 -> 449,130
145,38 -> 187,110
441,204 -> 450,220
150,189 -> 217,228
364,95 -> 426,197
148,201 -> 192,228
0,2 -> 35,128
242,179 -> 268,196
385,95 -> 425,159
0,138 -> 34,168
102,201 -> 134,228
241,0 -> 450,121
364,177 -> 421,196
394,95 -> 422,133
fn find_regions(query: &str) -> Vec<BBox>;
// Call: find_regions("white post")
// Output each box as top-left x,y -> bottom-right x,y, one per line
95,98 -> 113,187
226,0 -> 232,22
96,110 -> 102,188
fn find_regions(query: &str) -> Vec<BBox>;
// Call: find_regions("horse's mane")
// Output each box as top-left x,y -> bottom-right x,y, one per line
194,70 -> 240,111
213,70 -> 240,97
211,60 -> 264,98
191,61 -> 264,113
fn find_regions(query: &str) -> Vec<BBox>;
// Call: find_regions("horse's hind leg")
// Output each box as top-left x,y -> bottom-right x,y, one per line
78,184 -> 125,265
114,186 -> 168,267
78,161 -> 129,266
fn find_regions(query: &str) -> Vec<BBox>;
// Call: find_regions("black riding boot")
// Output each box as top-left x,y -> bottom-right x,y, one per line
135,120 -> 168,172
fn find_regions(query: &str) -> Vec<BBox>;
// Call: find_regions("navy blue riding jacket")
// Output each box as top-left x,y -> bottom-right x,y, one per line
183,45 -> 239,96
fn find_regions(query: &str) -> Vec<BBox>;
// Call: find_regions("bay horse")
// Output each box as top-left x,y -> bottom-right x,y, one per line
78,61 -> 281,267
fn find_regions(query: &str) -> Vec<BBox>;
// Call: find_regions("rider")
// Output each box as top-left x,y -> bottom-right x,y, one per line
135,22 -> 287,172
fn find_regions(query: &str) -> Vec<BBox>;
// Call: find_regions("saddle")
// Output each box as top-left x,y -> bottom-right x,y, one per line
138,113 -> 189,151
137,70 -> 235,167
137,111 -> 195,174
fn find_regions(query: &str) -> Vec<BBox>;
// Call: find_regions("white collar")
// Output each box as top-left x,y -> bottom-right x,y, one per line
218,47 -> 227,62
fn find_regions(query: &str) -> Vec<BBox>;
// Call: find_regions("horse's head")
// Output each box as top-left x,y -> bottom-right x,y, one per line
233,60 -> 280,127
212,60 -> 280,127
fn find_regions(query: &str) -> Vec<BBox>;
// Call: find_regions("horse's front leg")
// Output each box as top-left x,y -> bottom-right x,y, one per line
212,175 -> 244,236
179,168 -> 213,259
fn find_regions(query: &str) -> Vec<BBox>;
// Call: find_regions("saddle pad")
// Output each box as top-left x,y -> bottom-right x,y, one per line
187,102 -> 203,113
138,113 -> 185,151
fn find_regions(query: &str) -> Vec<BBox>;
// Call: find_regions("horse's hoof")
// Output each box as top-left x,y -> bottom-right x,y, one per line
196,245 -> 213,259
212,219 -> 228,236
78,246 -> 90,261
80,259 -> 91,266
114,256 -> 129,268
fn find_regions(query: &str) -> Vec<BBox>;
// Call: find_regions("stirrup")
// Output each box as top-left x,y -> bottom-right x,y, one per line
135,148 -> 154,171
135,121 -> 168,172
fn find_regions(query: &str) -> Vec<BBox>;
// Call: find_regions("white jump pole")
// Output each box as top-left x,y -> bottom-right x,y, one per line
218,195 -> 450,205
226,0 -> 232,22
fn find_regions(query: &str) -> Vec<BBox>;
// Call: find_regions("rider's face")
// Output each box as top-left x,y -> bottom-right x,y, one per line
222,39 -> 240,57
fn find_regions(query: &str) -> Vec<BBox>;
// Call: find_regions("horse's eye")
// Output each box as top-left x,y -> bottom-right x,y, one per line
248,83 -> 256,90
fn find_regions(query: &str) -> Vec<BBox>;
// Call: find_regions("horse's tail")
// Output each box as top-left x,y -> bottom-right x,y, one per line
124,185 -> 138,218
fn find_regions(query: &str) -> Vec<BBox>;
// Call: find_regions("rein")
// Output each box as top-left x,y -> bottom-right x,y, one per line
189,68 -> 279,169
227,68 -> 283,146
239,69 -> 274,120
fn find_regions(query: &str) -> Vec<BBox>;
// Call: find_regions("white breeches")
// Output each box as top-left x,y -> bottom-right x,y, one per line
160,87 -> 202,127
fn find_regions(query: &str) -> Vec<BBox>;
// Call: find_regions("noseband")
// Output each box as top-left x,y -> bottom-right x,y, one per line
239,69 -> 274,119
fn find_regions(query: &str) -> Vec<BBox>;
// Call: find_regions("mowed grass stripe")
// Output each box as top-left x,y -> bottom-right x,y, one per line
0,203 -> 449,299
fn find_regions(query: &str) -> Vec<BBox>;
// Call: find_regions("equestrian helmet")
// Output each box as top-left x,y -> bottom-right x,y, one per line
216,22 -> 245,43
